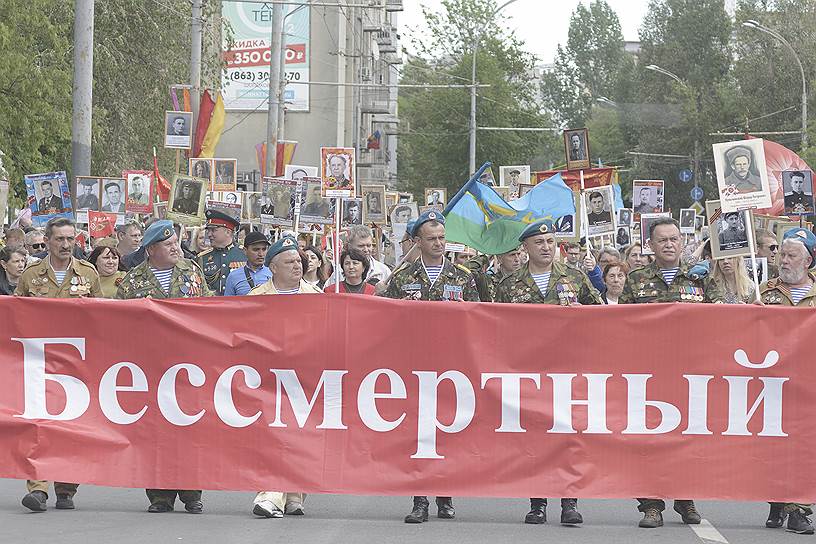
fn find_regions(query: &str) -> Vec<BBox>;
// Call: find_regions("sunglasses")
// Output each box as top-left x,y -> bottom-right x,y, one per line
30,243 -> 46,250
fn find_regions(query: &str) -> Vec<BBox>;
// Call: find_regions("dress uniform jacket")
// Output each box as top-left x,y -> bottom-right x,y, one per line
495,261 -> 601,305
115,259 -> 212,299
619,261 -> 722,304
759,274 -> 816,306
197,243 -> 247,296
15,257 -> 103,298
382,258 -> 480,301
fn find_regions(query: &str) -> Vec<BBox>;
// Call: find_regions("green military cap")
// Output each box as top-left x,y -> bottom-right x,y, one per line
265,235 -> 298,266
142,219 -> 175,248
519,219 -> 555,241
96,237 -> 118,248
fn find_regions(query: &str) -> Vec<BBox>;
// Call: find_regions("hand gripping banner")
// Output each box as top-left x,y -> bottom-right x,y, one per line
0,296 -> 813,503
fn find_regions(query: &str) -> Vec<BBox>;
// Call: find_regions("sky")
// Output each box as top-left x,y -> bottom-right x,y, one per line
399,0 -> 651,64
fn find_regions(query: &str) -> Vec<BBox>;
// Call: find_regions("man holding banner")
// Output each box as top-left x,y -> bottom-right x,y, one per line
618,217 -> 718,528
495,219 -> 599,526
381,210 -> 479,523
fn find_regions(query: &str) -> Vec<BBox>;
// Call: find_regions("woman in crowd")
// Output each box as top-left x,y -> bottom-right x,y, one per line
188,227 -> 208,253
302,245 -> 328,289
624,243 -> 651,270
88,244 -> 127,298
602,261 -> 629,304
324,248 -> 375,295
0,247 -> 27,295
706,256 -> 754,304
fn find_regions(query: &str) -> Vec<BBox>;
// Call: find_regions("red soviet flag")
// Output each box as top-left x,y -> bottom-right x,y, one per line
88,210 -> 117,238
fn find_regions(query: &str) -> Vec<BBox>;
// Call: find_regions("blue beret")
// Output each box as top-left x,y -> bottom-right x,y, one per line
519,219 -> 555,242
265,235 -> 299,267
406,219 -> 417,237
142,220 -> 175,248
412,210 -> 445,237
783,228 -> 816,265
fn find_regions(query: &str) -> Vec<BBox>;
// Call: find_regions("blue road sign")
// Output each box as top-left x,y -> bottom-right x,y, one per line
679,169 -> 693,183
690,186 -> 704,201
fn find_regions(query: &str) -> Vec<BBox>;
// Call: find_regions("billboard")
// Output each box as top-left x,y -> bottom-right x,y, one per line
222,2 -> 310,112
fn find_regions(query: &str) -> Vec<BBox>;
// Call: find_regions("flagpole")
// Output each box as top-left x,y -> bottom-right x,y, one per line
579,170 -> 593,252
745,210 -> 761,303
443,162 -> 492,215
334,197 -> 341,294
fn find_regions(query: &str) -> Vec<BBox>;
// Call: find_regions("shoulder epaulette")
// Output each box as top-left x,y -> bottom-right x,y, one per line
455,263 -> 473,275
197,248 -> 214,258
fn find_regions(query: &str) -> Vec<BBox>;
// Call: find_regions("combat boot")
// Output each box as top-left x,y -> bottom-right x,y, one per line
787,510 -> 815,534
404,496 -> 429,524
436,496 -> 455,519
55,494 -> 75,510
524,498 -> 546,524
21,491 -> 47,512
638,507 -> 663,528
767,502 -> 785,528
560,498 -> 583,525
673,500 -> 701,524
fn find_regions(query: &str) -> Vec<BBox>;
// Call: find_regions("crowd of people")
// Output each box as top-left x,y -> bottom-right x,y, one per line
1,206 -> 814,534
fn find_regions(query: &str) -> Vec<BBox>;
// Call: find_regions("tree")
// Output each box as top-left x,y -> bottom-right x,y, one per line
0,0 -> 224,216
397,0 -> 557,199
540,1 -> 632,128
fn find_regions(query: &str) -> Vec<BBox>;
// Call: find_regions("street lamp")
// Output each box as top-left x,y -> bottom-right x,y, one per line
469,0 -> 521,174
742,19 -> 808,147
645,64 -> 702,200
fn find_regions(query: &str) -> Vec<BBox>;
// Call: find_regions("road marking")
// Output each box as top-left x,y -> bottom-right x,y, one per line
691,519 -> 729,543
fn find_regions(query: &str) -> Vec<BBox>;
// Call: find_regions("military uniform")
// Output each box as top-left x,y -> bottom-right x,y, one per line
619,259 -> 715,526
463,254 -> 505,302
496,261 -> 601,305
760,275 -> 816,306
197,244 -> 246,295
784,191 -> 814,214
619,261 -> 722,304
115,258 -> 211,299
115,220 -> 211,513
16,256 -> 102,511
383,258 -> 480,301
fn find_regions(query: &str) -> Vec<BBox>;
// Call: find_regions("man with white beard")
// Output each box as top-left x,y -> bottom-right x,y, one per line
759,227 -> 816,534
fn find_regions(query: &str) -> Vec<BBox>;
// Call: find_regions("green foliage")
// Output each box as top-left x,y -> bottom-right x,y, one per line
0,0 -> 224,215
397,0 -> 557,199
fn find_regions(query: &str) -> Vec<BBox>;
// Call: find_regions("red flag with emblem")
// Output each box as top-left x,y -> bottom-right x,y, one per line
88,211 -> 117,238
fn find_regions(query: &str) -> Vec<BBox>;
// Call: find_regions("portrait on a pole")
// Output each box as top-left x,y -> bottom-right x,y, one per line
782,169 -> 814,216
167,175 -> 205,225
706,199 -> 753,260
563,128 -> 590,171
712,139 -> 771,212
164,110 -> 193,150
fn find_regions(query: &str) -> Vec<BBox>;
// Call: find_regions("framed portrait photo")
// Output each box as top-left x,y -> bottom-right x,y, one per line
499,165 -> 530,198
563,128 -> 590,170
518,183 -> 535,197
300,177 -> 334,224
679,208 -> 696,234
167,174 -> 206,225
75,176 -> 102,223
615,226 -> 632,250
123,170 -> 153,214
189,158 -> 214,187
285,164 -> 318,182
632,180 -> 665,219
342,198 -> 363,226
390,202 -> 419,226
213,159 -> 238,192
617,207 -> 633,228
712,139 -> 771,212
782,169 -> 815,216
26,171 -> 73,226
242,191 -> 261,222
706,199 -> 754,260
164,110 -> 193,150
261,177 -> 296,227
424,187 -> 447,209
744,256 -> 768,285
361,184 -> 387,224
584,185 -> 616,237
320,147 -> 355,198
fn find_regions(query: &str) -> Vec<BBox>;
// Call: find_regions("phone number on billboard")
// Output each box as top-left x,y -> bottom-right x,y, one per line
228,71 -> 303,83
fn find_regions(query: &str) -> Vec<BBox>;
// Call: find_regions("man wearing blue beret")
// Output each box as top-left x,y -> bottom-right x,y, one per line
248,234 -> 319,518
495,218 -> 599,526
381,209 -> 480,523
758,227 -> 816,534
115,219 -> 211,513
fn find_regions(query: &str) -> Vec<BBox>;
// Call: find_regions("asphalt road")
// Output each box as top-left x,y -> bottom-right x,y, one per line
0,479 -> 805,543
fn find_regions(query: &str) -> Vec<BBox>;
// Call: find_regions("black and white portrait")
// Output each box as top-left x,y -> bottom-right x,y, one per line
712,138 -> 770,211
706,200 -> 752,259
213,159 -> 237,191
100,178 -> 126,213
75,177 -> 101,211
168,175 -> 205,224
617,208 -> 633,228
584,185 -> 615,237
783,170 -> 814,215
189,158 -> 213,183
343,198 -> 363,225
679,209 -> 696,234
564,128 -> 590,170
362,184 -> 386,224
632,180 -> 664,215
164,110 -> 193,150
390,202 -> 418,226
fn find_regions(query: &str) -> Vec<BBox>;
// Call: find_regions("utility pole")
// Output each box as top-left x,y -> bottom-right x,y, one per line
265,3 -> 285,177
71,0 -> 94,182
277,23 -> 287,143
190,0 -> 203,134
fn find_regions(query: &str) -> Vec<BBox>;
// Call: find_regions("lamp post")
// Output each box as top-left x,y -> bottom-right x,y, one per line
742,19 -> 807,147
468,0 -> 521,175
645,64 -> 702,200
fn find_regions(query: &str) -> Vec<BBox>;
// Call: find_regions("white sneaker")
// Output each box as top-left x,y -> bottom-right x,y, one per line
253,500 -> 283,518
285,502 -> 305,516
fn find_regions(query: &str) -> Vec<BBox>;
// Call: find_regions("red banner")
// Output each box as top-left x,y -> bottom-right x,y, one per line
534,167 -> 615,191
88,210 -> 118,238
0,296 -> 813,502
